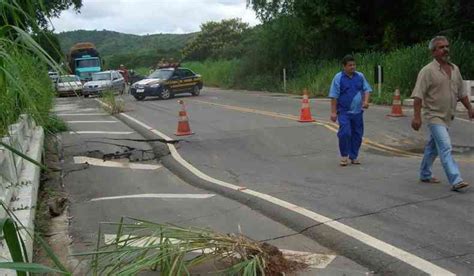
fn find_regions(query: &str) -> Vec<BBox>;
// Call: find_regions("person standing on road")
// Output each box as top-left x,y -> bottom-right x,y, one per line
119,64 -> 130,84
411,36 -> 473,192
329,55 -> 372,166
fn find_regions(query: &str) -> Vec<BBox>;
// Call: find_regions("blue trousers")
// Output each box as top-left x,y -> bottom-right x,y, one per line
420,124 -> 463,185
337,112 -> 364,160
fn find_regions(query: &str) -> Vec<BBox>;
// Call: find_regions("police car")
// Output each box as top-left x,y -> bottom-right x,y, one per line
130,64 -> 203,101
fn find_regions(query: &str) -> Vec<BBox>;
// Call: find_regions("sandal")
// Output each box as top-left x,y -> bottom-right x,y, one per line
451,181 -> 469,192
351,159 -> 361,165
340,158 -> 349,167
420,177 -> 441,184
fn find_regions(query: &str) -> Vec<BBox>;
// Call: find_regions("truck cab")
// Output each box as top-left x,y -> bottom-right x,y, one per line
68,42 -> 101,82
75,56 -> 101,81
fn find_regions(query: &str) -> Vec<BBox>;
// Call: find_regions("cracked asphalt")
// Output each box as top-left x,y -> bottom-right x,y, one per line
117,87 -> 474,275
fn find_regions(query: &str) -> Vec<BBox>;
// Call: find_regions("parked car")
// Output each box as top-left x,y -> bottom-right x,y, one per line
130,66 -> 203,101
82,70 -> 125,97
55,75 -> 82,97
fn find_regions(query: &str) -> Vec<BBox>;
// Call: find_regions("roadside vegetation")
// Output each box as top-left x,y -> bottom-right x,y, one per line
78,218 -> 306,275
101,90 -> 125,114
0,0 -> 78,136
179,1 -> 474,104
0,41 -> 61,136
184,40 -> 474,104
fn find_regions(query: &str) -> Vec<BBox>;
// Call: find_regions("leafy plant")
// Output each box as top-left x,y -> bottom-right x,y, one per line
0,202 -> 71,275
75,217 -> 306,275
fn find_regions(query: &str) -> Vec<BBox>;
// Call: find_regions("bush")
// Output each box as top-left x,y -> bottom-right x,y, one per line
185,60 -> 240,88
184,40 -> 474,105
0,50 -> 56,136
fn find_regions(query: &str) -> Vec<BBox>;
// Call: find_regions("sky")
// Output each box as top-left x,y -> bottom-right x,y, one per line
50,0 -> 261,35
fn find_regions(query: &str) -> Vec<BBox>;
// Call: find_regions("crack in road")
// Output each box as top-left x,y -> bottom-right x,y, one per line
428,252 -> 474,261
62,164 -> 89,179
259,194 -> 454,243
334,194 -> 454,222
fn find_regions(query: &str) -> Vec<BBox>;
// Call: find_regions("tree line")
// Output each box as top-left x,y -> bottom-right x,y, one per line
182,0 -> 474,78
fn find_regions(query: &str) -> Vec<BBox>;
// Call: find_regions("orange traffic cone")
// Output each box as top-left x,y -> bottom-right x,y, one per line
175,100 -> 194,136
387,89 -> 406,117
298,88 -> 316,122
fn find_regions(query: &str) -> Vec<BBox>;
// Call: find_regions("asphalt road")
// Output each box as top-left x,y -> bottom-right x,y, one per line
55,97 -> 370,275
117,87 -> 474,275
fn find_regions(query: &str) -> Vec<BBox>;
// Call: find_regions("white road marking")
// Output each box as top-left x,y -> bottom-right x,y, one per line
69,131 -> 133,135
91,193 -> 215,201
66,121 -> 118,123
104,234 -> 178,247
280,249 -> 336,269
51,104 -> 81,112
73,156 -> 161,170
57,113 -> 108,116
53,107 -> 100,112
103,105 -> 454,276
120,113 -> 174,141
103,234 -> 336,268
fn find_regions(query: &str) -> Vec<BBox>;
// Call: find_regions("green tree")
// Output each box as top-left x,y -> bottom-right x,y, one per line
246,0 -> 473,56
1,0 -> 82,31
182,18 -> 249,60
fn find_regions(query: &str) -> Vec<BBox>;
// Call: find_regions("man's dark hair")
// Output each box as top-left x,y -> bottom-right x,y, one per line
342,55 -> 355,65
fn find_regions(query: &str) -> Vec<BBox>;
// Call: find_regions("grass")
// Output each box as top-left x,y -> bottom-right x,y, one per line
101,90 -> 125,114
43,115 -> 68,134
0,50 -> 58,136
184,40 -> 474,104
185,59 -> 240,88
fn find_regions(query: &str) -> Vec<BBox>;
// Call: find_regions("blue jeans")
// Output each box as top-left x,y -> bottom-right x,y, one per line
420,124 -> 463,185
337,112 -> 363,160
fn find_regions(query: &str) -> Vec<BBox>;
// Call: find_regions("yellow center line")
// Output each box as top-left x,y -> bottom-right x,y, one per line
191,99 -> 473,163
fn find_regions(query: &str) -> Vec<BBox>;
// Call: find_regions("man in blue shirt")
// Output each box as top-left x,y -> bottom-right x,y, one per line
329,55 -> 372,166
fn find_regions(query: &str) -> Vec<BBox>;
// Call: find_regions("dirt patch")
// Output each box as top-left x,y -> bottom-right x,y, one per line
33,134 -> 85,274
257,242 -> 308,275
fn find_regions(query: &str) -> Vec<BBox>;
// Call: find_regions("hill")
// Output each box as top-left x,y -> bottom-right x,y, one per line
56,30 -> 197,69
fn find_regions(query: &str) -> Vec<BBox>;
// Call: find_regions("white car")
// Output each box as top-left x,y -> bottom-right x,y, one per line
82,70 -> 125,97
55,75 -> 82,97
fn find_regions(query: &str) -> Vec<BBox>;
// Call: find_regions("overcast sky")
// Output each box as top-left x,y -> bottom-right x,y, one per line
50,0 -> 260,35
